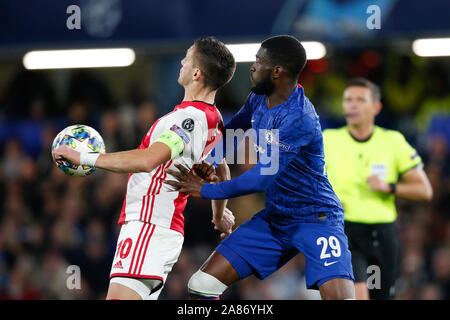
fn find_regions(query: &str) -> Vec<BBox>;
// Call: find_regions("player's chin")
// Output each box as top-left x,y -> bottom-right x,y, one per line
177,73 -> 185,86
346,115 -> 361,125
249,75 -> 255,87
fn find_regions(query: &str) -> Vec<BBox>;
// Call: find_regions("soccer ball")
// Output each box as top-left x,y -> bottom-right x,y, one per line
51,124 -> 106,176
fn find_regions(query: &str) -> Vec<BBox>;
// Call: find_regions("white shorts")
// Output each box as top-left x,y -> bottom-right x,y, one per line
109,220 -> 184,300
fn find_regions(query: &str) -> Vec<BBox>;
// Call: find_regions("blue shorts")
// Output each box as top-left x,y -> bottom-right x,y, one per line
216,209 -> 354,289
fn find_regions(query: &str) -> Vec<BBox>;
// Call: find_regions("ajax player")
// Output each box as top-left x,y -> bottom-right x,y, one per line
52,37 -> 236,300
165,35 -> 356,300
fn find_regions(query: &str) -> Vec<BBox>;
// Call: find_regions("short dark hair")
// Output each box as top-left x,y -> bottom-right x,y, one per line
345,77 -> 381,102
261,35 -> 307,79
193,37 -> 236,90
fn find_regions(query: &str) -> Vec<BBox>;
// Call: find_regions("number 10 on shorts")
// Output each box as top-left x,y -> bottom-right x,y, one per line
316,236 -> 341,260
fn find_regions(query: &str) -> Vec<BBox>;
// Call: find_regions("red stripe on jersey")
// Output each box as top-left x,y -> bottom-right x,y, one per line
140,163 -> 163,221
139,121 -> 165,220
151,160 -> 171,198
118,117 -> 162,225
146,198 -> 156,224
132,223 -> 154,274
146,160 -> 173,223
127,223 -> 147,274
170,192 -> 188,236
142,164 -> 164,221
138,196 -> 147,223
157,160 -> 172,195
137,224 -> 156,275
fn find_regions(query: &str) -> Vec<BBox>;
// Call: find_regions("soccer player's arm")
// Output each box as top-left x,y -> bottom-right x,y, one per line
393,133 -> 433,201
211,159 -> 231,220
93,142 -> 172,173
200,113 -> 312,200
94,111 -> 196,174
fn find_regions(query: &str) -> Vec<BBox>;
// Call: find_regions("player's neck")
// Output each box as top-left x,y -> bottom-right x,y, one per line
348,123 -> 375,141
183,86 -> 216,105
266,82 -> 297,109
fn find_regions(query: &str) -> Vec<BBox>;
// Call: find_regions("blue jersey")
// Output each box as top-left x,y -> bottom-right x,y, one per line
200,86 -> 354,289
201,85 -> 343,222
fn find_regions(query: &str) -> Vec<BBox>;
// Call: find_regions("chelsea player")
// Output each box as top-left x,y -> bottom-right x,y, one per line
165,35 -> 356,300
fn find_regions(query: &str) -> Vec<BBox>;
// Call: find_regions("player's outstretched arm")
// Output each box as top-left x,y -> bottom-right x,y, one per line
94,142 -> 172,173
53,142 -> 171,174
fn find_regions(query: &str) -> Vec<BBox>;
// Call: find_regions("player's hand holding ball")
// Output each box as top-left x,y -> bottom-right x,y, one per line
53,145 -> 81,166
51,124 -> 106,176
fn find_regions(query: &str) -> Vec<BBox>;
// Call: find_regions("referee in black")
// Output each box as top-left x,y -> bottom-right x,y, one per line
322,78 -> 433,299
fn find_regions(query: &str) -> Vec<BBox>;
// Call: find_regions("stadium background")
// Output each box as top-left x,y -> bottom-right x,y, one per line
0,0 -> 449,299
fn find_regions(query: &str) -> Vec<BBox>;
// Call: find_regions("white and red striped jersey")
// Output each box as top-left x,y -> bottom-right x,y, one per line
118,101 -> 224,235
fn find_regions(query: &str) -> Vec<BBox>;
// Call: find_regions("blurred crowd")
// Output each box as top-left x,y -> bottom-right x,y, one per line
0,51 -> 449,300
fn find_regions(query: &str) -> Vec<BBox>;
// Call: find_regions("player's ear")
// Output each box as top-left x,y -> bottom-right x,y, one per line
374,101 -> 382,116
192,68 -> 202,81
271,65 -> 283,80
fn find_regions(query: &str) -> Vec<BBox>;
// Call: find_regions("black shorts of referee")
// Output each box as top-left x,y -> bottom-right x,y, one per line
344,221 -> 399,300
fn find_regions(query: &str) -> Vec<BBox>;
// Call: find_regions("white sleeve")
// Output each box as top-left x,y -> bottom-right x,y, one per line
150,108 -> 208,163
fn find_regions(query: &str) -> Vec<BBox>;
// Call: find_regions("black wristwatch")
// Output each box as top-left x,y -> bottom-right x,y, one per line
389,183 -> 397,194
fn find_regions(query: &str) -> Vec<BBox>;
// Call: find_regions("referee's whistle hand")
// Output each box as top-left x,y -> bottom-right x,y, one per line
367,175 -> 390,193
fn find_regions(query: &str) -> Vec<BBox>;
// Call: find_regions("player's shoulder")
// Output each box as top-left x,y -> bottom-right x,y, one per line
278,89 -> 310,119
246,92 -> 265,107
162,107 -> 202,128
375,126 -> 407,144
173,102 -> 217,120
322,126 -> 348,139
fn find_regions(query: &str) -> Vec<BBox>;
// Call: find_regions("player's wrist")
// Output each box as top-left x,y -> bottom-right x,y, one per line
388,183 -> 397,195
214,175 -> 227,183
80,152 -> 100,167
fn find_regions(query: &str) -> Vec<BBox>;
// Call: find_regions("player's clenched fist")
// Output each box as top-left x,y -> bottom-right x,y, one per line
193,161 -> 218,182
52,145 -> 81,166
213,207 -> 235,239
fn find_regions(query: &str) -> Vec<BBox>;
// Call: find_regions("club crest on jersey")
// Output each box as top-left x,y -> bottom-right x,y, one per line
170,124 -> 190,144
265,130 -> 275,145
182,118 -> 195,132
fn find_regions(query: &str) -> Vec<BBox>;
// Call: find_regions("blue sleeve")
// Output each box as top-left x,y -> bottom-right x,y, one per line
201,162 -> 274,199
201,110 -> 317,199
